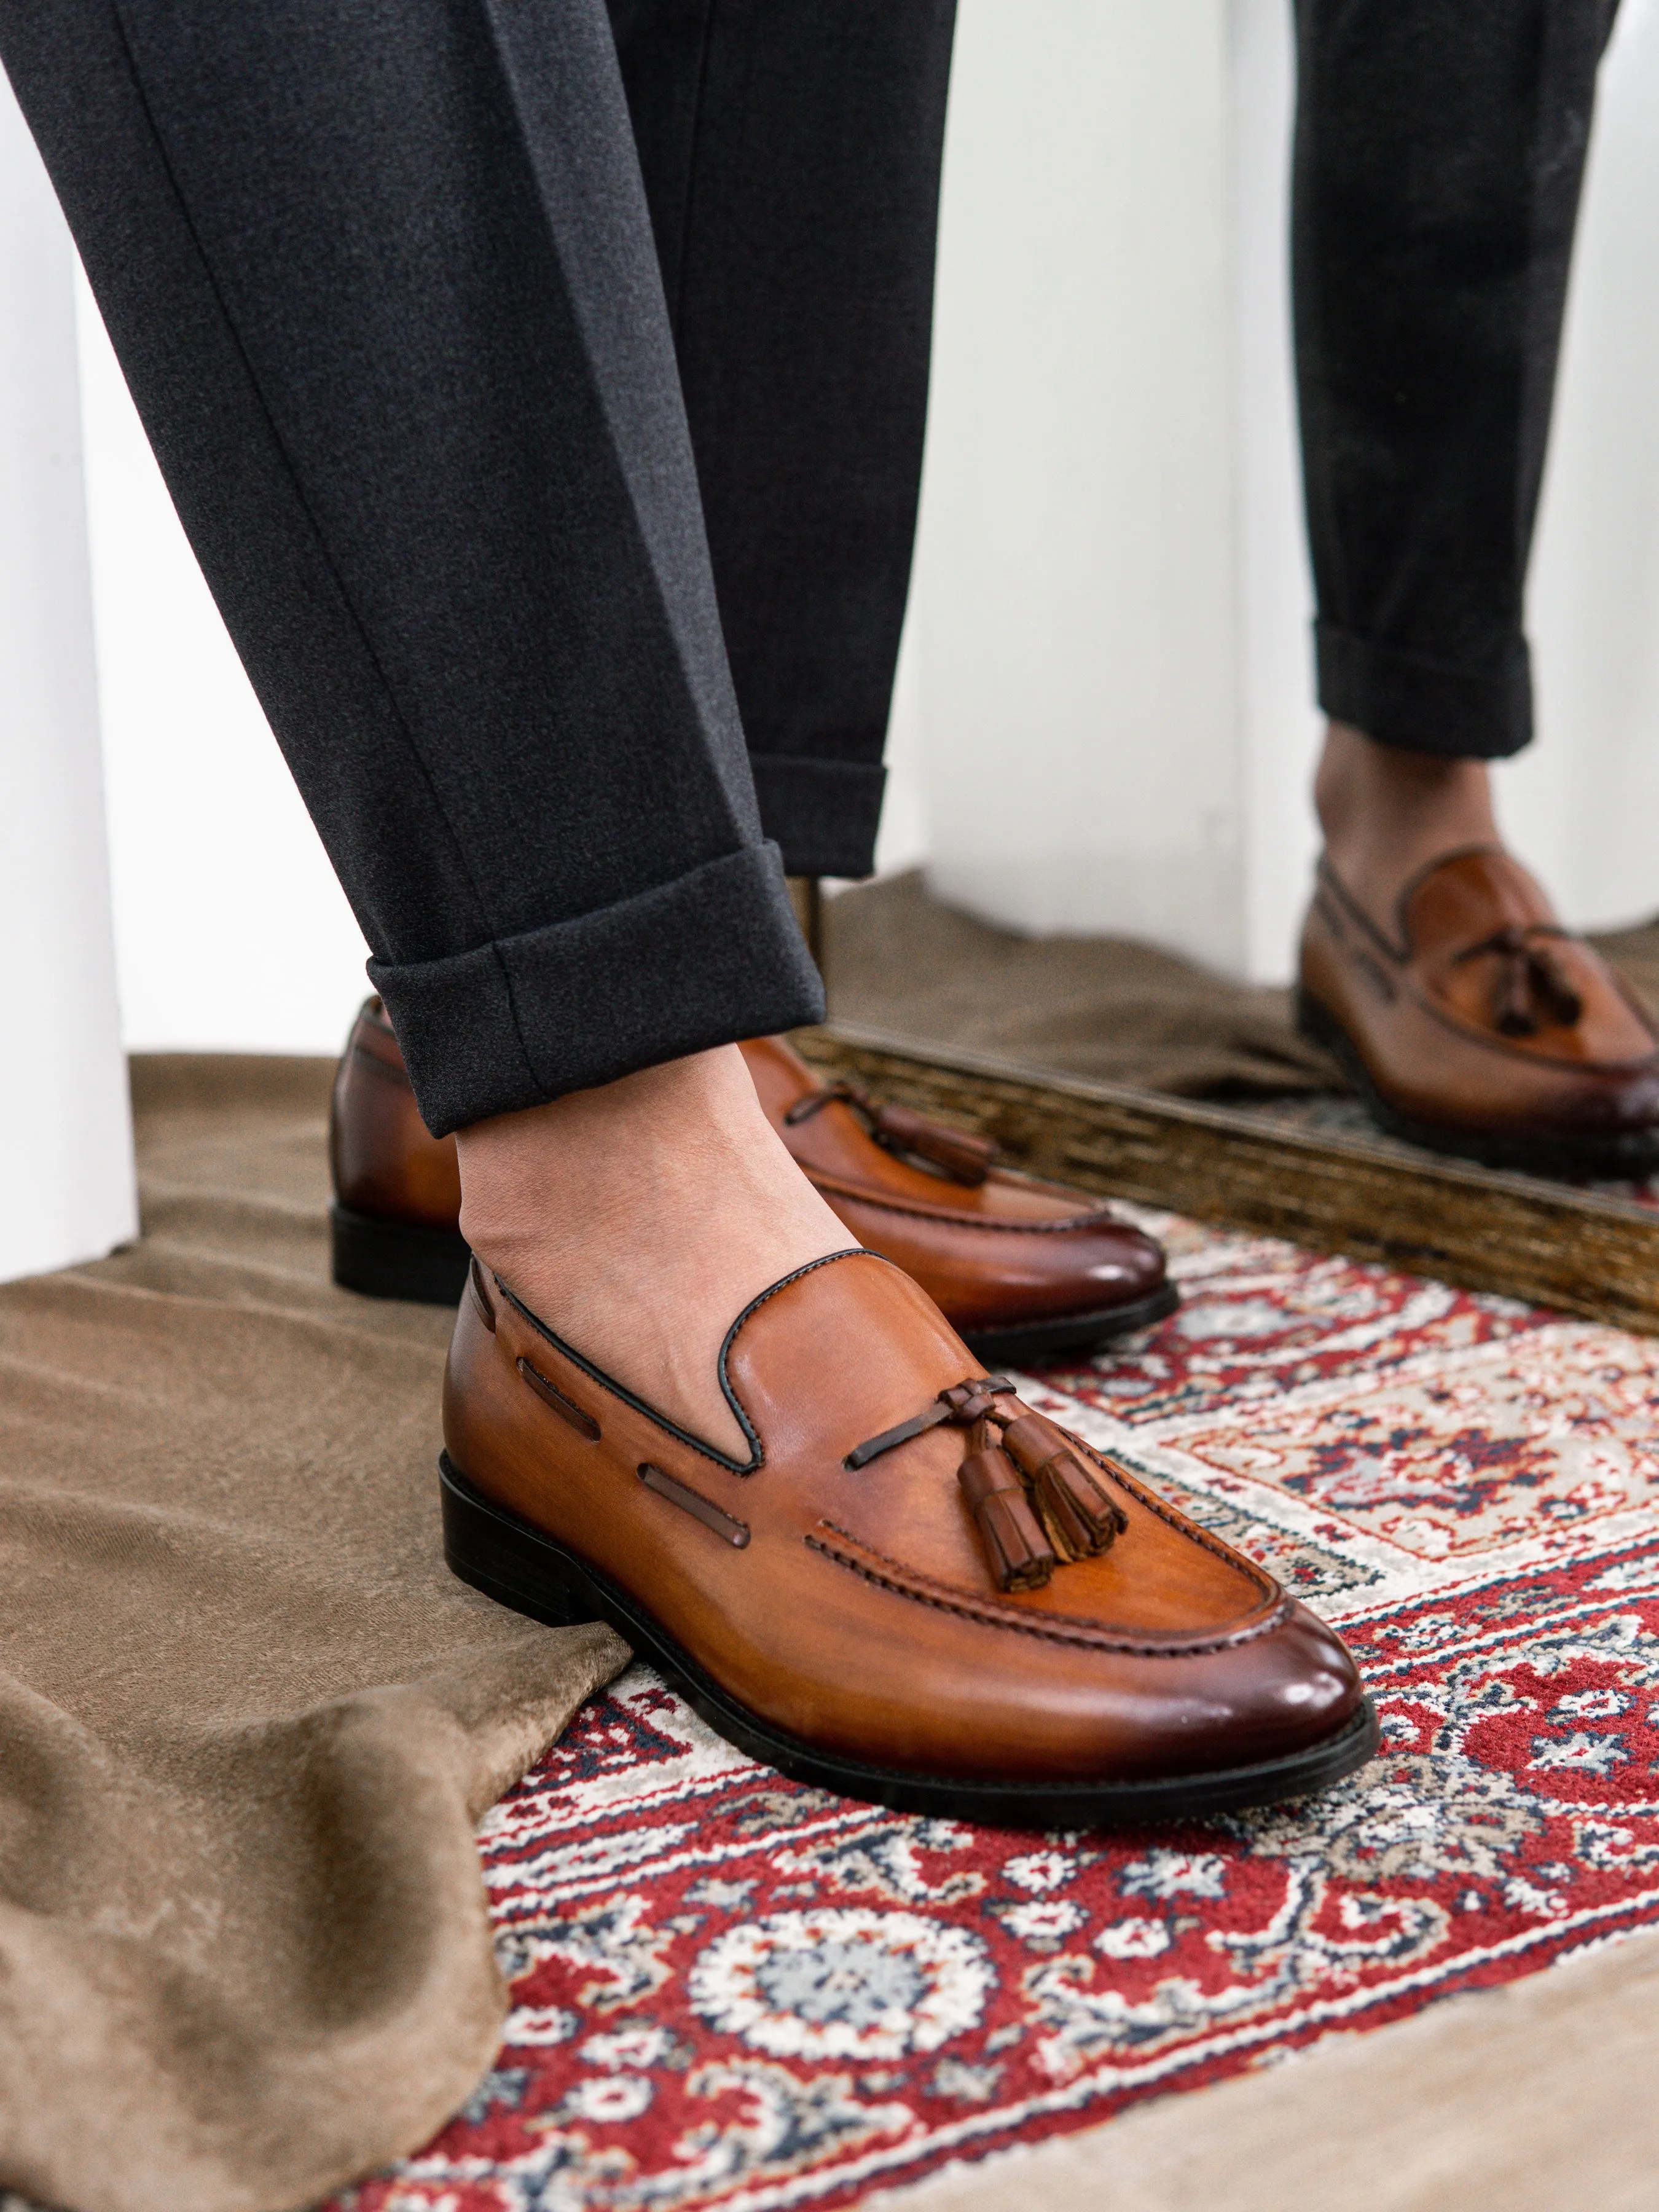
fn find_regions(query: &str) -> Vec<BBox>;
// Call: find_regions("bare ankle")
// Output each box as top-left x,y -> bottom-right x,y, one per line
1315,720 -> 1501,921
452,1045 -> 847,1454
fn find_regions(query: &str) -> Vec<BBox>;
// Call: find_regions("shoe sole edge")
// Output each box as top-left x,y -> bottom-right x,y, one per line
331,1204 -> 471,1304
1296,986 -> 1659,1179
438,1451 -> 1379,1827
962,1281 -> 1180,1364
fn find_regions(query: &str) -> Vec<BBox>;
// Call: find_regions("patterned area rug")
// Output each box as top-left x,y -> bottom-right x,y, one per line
333,1212 -> 1659,2212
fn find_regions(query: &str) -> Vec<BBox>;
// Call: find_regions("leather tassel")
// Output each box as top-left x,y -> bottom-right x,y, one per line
959,1445 -> 1054,1592
1493,954 -> 1537,1038
871,1102 -> 997,1186
1529,947 -> 1583,1029
1000,1415 -> 1128,1564
1458,925 -> 1583,1038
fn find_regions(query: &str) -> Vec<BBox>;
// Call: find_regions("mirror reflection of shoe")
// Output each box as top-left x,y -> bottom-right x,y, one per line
1298,847 -> 1659,1176
442,1244 -> 1376,1822
329,1002 -> 1179,1358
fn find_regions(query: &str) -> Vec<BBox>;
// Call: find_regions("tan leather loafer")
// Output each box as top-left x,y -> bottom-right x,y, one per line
442,1245 -> 1375,1822
1299,847 -> 1659,1175
330,1002 -> 1177,1359
739,1034 -> 1175,1360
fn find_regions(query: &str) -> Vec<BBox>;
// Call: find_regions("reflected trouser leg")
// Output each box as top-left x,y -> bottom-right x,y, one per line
1292,0 -> 1620,759
606,0 -> 958,877
0,0 -> 821,1134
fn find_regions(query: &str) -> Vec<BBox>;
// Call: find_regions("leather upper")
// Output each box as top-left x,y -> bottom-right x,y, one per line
331,998 -> 463,1228
1300,847 -> 1659,1143
444,1248 -> 1363,1783
329,1001 -> 1169,1332
740,1035 -> 1167,1329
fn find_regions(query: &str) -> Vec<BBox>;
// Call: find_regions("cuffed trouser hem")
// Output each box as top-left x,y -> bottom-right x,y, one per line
749,755 -> 888,878
369,842 -> 825,1136
1314,622 -> 1532,760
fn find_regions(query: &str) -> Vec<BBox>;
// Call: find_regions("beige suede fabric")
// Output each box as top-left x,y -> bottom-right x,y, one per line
0,1054 -> 629,2212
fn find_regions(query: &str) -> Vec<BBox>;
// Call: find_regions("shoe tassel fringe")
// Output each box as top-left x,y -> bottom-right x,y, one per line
847,1379 -> 1129,1594
1453,924 -> 1583,1037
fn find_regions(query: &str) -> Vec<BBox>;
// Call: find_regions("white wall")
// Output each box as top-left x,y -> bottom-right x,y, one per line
76,288 -> 372,1054
1503,0 -> 1659,934
902,2 -> 1246,970
0,70 -> 136,1282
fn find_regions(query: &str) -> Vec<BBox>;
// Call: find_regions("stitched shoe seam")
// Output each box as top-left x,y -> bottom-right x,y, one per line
807,1524 -> 1288,1655
1069,1440 -> 1279,1596
804,1174 -> 1120,1234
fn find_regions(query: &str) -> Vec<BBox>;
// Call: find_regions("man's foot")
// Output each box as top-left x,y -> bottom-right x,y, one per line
441,1241 -> 1377,1821
1300,723 -> 1659,1174
454,1049 -> 850,1459
329,1008 -> 1178,1357
1314,720 -> 1502,925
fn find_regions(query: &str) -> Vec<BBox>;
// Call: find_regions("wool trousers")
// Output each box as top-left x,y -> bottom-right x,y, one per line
1293,0 -> 1622,760
0,1 -> 1618,1130
0,0 -> 954,1134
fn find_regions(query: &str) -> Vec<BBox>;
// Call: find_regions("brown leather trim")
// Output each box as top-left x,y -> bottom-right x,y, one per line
500,1250 -> 874,1477
1316,849 -> 1413,966
637,1463 -> 750,1548
805,1523 -> 1288,1654
468,1257 -> 496,1333
804,1173 -> 1118,1235
516,1357 -> 601,1440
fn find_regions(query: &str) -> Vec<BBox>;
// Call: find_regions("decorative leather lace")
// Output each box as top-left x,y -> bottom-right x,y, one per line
785,1083 -> 997,1186
847,1379 -> 1127,1593
1451,924 -> 1583,1038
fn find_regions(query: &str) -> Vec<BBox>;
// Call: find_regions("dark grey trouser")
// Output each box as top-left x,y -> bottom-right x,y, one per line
1293,0 -> 1622,761
0,0 -> 954,1134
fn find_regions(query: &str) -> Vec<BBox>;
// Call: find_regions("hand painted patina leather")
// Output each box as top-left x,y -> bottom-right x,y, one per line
439,1245 -> 1374,1821
1299,847 -> 1659,1174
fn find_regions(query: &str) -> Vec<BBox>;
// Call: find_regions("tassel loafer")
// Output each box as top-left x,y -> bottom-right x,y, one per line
1300,847 -> 1659,1175
440,1243 -> 1376,1825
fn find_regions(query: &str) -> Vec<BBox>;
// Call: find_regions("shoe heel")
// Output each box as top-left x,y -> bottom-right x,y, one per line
331,1204 -> 471,1304
438,1452 -> 603,1628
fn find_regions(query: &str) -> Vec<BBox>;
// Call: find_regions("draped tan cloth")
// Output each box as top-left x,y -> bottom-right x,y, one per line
0,1054 -> 628,2212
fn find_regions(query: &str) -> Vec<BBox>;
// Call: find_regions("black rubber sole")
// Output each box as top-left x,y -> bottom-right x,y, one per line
439,1453 -> 1379,1827
962,1280 -> 1180,1365
1296,987 -> 1659,1181
331,1204 -> 471,1304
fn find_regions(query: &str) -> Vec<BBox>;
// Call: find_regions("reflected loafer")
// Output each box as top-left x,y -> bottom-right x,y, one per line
1299,847 -> 1659,1176
329,1002 -> 1178,1359
441,1242 -> 1376,1823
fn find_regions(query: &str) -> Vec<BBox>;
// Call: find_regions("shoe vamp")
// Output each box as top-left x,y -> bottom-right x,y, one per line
815,1193 -> 1162,1327
820,1421 -> 1274,1639
453,1271 -> 1338,1783
1304,924 -> 1659,1128
1419,938 -> 1658,1068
